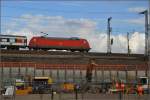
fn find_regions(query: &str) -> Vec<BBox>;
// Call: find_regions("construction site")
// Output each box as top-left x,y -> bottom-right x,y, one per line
0,50 -> 150,100
0,0 -> 150,100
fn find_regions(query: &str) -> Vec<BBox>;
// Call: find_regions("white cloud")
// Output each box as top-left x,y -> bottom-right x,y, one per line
127,7 -> 146,25
111,34 -> 128,53
128,7 -> 146,13
2,14 -> 145,54
79,31 -> 144,54
130,32 -> 145,53
19,14 -> 97,35
79,32 -> 107,52
125,17 -> 144,25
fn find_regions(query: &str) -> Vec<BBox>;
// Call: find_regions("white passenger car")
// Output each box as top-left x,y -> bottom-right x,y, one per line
0,35 -> 27,50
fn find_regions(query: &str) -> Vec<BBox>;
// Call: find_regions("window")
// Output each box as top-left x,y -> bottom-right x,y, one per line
10,38 -> 15,43
1,38 -> 8,42
70,37 -> 80,40
15,38 -> 23,43
140,78 -> 147,85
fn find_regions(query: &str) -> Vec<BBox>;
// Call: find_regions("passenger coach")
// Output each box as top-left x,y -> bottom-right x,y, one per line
0,35 -> 27,50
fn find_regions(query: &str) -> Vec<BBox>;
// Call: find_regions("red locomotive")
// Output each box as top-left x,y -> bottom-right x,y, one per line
29,36 -> 90,52
0,35 -> 90,52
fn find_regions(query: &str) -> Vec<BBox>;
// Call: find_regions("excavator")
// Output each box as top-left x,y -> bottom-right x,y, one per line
83,59 -> 102,93
85,59 -> 112,93
86,59 -> 97,83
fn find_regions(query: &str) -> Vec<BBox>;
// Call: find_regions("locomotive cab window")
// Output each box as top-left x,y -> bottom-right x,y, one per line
70,37 -> 80,40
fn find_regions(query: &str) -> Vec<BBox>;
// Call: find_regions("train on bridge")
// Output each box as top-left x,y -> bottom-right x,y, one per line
0,34 -> 90,52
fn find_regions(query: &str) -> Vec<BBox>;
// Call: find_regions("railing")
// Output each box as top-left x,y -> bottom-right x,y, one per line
0,62 -> 148,70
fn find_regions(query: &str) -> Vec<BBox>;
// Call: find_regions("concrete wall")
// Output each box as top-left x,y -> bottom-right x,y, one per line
0,67 -> 148,86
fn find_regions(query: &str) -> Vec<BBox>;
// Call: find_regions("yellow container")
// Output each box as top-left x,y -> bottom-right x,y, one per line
16,87 -> 32,95
62,83 -> 74,91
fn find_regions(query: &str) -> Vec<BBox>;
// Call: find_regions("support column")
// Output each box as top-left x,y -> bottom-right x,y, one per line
34,64 -> 36,77
80,68 -> 82,82
145,69 -> 148,77
65,67 -> 67,82
42,64 -> 44,76
9,67 -> 12,79
135,66 -> 138,82
101,66 -> 105,91
18,64 -> 21,77
95,68 -> 97,83
117,70 -> 119,80
1,63 -> 4,88
57,69 -> 59,82
101,71 -> 104,82
109,69 -> 112,82
49,69 -> 52,77
102,67 -> 104,85
73,66 -> 75,83
125,70 -> 128,84
25,65 -> 28,76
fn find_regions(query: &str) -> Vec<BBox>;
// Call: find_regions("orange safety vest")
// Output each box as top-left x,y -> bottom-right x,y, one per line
137,85 -> 143,96
121,83 -> 125,88
116,83 -> 119,89
121,83 -> 125,92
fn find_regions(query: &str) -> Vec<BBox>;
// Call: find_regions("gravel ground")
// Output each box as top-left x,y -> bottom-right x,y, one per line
0,93 -> 150,100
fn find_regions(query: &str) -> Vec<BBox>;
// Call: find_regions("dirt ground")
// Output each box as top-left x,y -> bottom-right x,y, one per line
0,93 -> 150,100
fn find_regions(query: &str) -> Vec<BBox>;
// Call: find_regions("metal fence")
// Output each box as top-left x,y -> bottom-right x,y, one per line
0,80 -> 150,100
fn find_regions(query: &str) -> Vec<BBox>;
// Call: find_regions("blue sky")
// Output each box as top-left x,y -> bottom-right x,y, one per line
1,0 -> 149,53
1,1 -> 148,33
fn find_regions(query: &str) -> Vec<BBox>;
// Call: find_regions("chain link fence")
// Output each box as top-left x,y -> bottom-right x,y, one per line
0,79 -> 150,100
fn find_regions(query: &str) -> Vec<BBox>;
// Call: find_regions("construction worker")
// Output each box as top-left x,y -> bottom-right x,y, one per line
116,82 -> 119,90
121,82 -> 125,93
137,84 -> 143,96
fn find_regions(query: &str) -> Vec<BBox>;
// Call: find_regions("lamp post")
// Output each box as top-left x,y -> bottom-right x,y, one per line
107,17 -> 112,54
139,10 -> 148,56
127,32 -> 130,54
139,10 -> 150,95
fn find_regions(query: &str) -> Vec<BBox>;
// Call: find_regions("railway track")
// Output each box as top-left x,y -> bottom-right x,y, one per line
0,50 -> 148,70
0,50 -> 146,59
